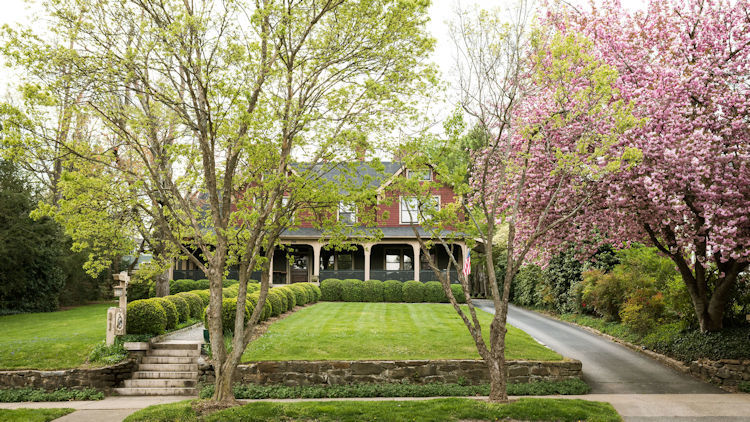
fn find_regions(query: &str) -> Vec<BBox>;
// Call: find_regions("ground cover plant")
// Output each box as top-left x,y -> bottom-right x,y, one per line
124,398 -> 621,422
0,388 -> 103,402
0,408 -> 75,422
0,303 -> 113,369
198,379 -> 590,399
242,302 -> 560,361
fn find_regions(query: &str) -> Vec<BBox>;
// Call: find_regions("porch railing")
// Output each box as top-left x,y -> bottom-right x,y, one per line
319,270 -> 365,281
173,268 -> 260,282
368,270 -> 414,282
420,270 -> 460,284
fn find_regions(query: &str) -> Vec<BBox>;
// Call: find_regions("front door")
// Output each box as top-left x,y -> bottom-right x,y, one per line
290,253 -> 309,283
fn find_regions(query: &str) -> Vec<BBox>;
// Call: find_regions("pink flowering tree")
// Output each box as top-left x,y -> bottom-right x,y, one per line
543,0 -> 750,332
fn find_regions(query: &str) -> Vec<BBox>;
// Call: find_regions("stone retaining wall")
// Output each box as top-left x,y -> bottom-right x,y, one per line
199,359 -> 582,386
0,360 -> 137,392
689,359 -> 750,389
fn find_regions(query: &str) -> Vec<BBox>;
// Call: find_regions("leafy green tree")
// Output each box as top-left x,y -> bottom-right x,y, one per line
0,160 -> 65,313
15,0 -> 433,404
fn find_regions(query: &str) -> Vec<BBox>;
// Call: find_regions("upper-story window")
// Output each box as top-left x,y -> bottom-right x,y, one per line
406,169 -> 432,181
338,202 -> 356,225
400,196 -> 440,224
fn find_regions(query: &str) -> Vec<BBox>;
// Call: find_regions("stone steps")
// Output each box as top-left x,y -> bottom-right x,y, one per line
123,378 -> 197,388
131,371 -> 199,379
141,356 -> 196,365
114,387 -> 198,396
117,340 -> 202,396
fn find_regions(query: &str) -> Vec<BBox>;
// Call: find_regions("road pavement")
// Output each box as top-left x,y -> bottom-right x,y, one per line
474,301 -> 723,394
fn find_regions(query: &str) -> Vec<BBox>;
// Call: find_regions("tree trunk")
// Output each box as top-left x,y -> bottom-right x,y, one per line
154,271 -> 170,297
487,355 -> 508,402
212,363 -> 235,403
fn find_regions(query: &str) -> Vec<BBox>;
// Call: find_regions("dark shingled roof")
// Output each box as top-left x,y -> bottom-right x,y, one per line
292,161 -> 404,190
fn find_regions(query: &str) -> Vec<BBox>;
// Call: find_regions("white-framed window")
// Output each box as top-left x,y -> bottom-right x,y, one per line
406,168 -> 432,181
400,196 -> 440,224
338,201 -> 356,225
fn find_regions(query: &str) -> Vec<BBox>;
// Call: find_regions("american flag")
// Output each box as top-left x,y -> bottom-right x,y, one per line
462,250 -> 471,277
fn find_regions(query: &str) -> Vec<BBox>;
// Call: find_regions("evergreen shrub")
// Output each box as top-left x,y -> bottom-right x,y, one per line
126,299 -> 166,335
288,284 -> 309,305
188,289 -> 210,307
320,278 -> 343,301
164,295 -> 190,322
423,281 -> 447,303
341,279 -> 364,302
383,280 -> 403,302
277,287 -> 297,308
450,284 -> 467,303
402,280 -> 425,303
152,297 -> 178,330
361,280 -> 384,302
176,292 -> 203,319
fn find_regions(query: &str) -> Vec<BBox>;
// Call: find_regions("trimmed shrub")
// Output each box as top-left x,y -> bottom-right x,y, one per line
424,281 -> 447,303
164,295 -> 190,322
177,292 -> 203,319
270,289 -> 289,313
152,297 -> 178,330
222,284 -> 240,298
223,279 -> 239,287
361,280 -> 384,302
402,280 -> 426,303
289,283 -> 310,305
341,279 -> 364,302
383,280 -> 403,302
450,284 -> 467,303
309,283 -> 322,301
265,290 -> 284,317
171,279 -> 200,294
277,287 -> 297,309
188,289 -> 210,307
203,297 -> 252,334
247,282 -> 260,293
320,278 -> 343,301
127,299 -> 166,335
248,292 -> 272,321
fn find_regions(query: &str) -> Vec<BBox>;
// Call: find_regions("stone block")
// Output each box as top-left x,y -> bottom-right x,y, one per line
350,362 -> 384,375
507,366 -> 529,377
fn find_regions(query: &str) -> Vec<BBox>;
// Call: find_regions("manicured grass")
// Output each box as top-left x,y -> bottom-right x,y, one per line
0,303 -> 114,369
242,302 -> 561,361
0,408 -> 75,422
124,398 -> 621,422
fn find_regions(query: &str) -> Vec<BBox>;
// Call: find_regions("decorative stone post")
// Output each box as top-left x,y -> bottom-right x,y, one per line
411,242 -> 420,282
106,272 -> 129,346
363,243 -> 372,281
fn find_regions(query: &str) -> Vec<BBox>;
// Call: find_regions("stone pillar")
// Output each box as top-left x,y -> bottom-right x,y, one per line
411,242 -> 420,282
363,243 -> 372,281
312,242 -> 321,282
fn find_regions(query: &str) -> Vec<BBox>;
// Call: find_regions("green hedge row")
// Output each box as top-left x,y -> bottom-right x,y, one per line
204,282 -> 321,334
320,279 -> 466,304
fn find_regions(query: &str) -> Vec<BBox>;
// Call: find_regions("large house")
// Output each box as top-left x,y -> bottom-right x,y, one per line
172,161 -> 468,284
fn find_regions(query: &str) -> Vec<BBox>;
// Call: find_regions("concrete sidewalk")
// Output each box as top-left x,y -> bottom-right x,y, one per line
2,393 -> 750,421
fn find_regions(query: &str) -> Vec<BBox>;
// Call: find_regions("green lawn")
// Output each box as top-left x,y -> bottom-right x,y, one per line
0,303 -> 114,370
124,398 -> 621,422
242,302 -> 561,361
0,408 -> 75,422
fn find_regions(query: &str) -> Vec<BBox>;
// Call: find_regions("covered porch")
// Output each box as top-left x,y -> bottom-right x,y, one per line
268,239 -> 466,284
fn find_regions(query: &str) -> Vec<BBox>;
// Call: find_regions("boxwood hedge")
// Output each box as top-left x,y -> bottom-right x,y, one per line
320,279 -> 343,301
152,297 -> 178,330
164,295 -> 190,322
176,292 -> 203,319
424,281 -> 448,303
341,279 -> 364,302
383,280 -> 403,302
362,280 -> 384,302
402,280 -> 426,303
127,299 -> 166,335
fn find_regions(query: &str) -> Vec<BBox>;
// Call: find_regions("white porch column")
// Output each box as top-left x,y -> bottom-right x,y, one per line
312,242 -> 322,282
411,242 -> 420,282
363,243 -> 372,281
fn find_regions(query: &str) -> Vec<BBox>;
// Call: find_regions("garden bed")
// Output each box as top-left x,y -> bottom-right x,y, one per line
123,398 -> 621,422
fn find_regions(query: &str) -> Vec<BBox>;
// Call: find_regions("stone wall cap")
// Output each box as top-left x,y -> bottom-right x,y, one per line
123,342 -> 150,351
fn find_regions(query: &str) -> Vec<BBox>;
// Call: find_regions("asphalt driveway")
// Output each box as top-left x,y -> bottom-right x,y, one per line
474,301 -> 723,394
